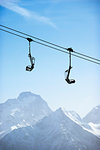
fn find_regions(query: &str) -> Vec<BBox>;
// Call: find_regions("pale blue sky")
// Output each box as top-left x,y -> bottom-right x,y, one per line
0,0 -> 100,117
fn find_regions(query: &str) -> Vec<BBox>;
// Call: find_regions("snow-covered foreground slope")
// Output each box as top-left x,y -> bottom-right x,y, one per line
0,92 -> 52,139
0,108 -> 100,150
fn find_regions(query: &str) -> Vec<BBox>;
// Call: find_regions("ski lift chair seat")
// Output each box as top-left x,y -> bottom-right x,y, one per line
65,78 -> 75,84
26,64 -> 34,71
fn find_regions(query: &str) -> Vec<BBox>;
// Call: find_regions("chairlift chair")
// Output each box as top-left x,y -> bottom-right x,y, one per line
26,38 -> 35,71
65,48 -> 75,84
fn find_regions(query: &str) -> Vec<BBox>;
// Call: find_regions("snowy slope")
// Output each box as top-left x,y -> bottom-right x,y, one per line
64,106 -> 100,138
82,105 -> 100,137
62,108 -> 82,124
0,92 -> 52,139
0,108 -> 100,150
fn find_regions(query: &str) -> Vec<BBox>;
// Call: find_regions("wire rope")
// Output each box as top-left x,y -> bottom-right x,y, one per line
0,27 -> 100,65
0,24 -> 100,62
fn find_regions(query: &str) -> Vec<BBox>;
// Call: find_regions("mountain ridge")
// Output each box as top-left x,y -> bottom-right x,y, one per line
0,92 -> 52,139
0,107 -> 100,150
0,92 -> 100,150
83,105 -> 100,124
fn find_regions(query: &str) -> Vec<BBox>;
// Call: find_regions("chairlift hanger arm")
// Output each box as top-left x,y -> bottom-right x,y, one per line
26,38 -> 35,71
65,49 -> 75,84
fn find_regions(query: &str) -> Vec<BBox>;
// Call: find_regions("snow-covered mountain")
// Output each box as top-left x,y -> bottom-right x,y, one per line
0,92 -> 52,139
0,108 -> 100,150
0,92 -> 100,150
82,105 -> 100,137
62,108 -> 82,124
83,105 -> 100,124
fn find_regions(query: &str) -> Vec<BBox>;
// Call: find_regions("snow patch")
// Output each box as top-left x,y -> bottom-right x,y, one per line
17,124 -> 23,128
11,126 -> 18,131
95,106 -> 99,110
0,131 -> 5,135
89,122 -> 100,137
60,107 -> 81,125
10,108 -> 20,116
81,122 -> 100,137
0,122 -> 2,125
32,114 -> 34,117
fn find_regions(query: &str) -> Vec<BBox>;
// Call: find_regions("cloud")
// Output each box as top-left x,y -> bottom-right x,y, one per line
0,0 -> 56,28
0,0 -> 31,17
31,12 -> 57,28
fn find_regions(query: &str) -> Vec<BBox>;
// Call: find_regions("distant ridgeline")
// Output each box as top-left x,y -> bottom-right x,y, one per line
0,92 -> 100,150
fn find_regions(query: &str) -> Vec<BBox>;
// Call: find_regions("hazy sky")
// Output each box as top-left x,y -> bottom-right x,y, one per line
0,0 -> 100,117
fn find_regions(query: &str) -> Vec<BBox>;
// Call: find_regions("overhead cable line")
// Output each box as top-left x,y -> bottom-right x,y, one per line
0,28 -> 26,39
31,39 -> 100,65
0,24 -> 100,63
0,28 -> 100,65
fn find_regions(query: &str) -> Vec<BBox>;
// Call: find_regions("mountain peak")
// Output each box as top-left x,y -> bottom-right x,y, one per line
0,92 -> 52,139
56,107 -> 81,124
83,105 -> 100,124
17,92 -> 40,100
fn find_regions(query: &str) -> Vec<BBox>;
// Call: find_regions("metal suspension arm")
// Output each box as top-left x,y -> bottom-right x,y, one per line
65,48 -> 75,84
26,38 -> 35,71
